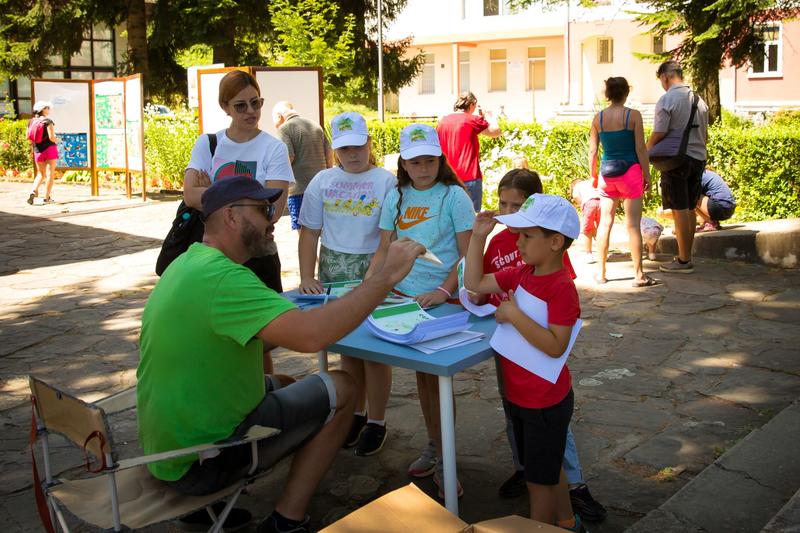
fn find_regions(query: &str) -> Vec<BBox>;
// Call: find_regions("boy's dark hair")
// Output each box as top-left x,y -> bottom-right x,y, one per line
604,77 -> 630,103
394,155 -> 465,227
540,227 -> 574,251
498,168 -> 542,197
656,60 -> 682,80
453,92 -> 477,112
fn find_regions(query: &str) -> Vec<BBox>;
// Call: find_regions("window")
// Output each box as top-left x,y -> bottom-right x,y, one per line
652,35 -> 665,55
527,47 -> 546,90
15,77 -> 31,115
489,49 -> 507,91
459,51 -> 470,93
64,23 -> 116,79
483,0 -> 518,16
598,38 -> 613,63
751,23 -> 782,76
419,53 -> 435,94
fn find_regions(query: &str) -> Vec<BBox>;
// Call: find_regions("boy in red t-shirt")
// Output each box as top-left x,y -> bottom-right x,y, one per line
464,193 -> 585,533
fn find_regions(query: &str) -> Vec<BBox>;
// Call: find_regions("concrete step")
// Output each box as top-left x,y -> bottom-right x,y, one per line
656,218 -> 800,269
761,488 -> 800,532
626,401 -> 800,533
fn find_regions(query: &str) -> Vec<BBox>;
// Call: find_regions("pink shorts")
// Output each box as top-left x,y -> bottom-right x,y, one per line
34,145 -> 58,163
581,198 -> 601,236
599,163 -> 644,200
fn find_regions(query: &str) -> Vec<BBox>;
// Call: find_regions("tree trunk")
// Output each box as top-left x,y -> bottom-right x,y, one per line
696,70 -> 720,126
213,18 -> 238,66
127,0 -> 149,98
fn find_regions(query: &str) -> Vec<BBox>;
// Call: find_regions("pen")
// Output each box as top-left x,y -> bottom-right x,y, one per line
322,285 -> 332,306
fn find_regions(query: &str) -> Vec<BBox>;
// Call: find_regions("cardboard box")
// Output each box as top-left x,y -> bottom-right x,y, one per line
321,483 -> 568,533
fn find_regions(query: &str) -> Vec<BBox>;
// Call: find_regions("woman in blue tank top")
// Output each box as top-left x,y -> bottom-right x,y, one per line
588,77 -> 655,287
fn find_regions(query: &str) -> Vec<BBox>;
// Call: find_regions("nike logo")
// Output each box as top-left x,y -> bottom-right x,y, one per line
397,206 -> 435,230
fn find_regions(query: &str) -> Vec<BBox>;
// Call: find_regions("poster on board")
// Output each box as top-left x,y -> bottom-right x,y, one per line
93,80 -> 127,169
253,68 -> 324,136
197,67 -> 237,134
188,63 -> 224,108
124,75 -> 145,173
30,80 -> 92,169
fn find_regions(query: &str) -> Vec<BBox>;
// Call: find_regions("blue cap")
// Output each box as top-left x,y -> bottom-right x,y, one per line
331,112 -> 369,149
201,176 -> 283,218
494,193 -> 580,240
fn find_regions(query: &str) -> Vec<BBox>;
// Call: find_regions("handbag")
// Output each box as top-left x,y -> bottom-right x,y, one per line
649,92 -> 700,172
155,133 -> 217,276
600,159 -> 634,178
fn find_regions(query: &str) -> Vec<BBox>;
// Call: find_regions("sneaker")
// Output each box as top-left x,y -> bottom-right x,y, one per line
407,439 -> 437,477
355,422 -> 387,456
256,512 -> 310,533
178,503 -> 252,532
570,484 -> 607,522
695,222 -> 718,233
433,459 -> 464,499
43,197 -> 55,204
498,470 -> 527,499
343,414 -> 367,448
27,193 -> 36,205
659,258 -> 694,274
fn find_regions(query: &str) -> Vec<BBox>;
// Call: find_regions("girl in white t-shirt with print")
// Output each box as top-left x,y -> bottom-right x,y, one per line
298,112 -> 396,457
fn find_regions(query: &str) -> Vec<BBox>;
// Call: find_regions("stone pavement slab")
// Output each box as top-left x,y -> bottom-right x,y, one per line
0,181 -> 798,532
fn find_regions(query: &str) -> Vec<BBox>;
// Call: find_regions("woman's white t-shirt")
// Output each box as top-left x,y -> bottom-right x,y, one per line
299,166 -> 397,254
187,130 -> 294,186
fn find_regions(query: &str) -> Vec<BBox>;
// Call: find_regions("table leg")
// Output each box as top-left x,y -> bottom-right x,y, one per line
317,350 -> 328,372
438,375 -> 458,515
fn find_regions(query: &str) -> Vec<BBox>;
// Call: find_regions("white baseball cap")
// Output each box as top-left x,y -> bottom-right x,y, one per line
494,193 -> 580,240
400,124 -> 442,160
33,101 -> 53,113
330,112 -> 369,149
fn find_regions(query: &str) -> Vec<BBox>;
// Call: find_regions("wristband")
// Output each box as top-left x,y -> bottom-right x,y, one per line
436,286 -> 452,299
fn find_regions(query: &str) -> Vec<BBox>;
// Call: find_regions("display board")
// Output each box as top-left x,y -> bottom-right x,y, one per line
124,75 -> 145,173
197,67 -> 324,136
188,63 -> 224,108
253,67 -> 324,136
30,80 -> 92,170
93,79 -> 127,170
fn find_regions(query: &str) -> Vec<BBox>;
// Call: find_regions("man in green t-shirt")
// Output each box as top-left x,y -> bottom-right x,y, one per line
138,176 -> 424,533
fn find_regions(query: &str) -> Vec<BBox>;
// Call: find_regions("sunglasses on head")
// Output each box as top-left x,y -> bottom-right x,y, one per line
231,97 -> 265,114
229,202 -> 276,220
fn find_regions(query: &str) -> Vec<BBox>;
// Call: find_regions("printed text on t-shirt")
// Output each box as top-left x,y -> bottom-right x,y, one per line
397,206 -> 435,230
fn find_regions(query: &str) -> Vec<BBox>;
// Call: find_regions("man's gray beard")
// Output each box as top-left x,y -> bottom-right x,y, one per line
241,218 -> 277,257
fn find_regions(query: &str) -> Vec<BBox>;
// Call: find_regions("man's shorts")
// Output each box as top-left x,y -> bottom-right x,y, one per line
463,178 -> 483,211
707,198 -> 735,222
508,389 -> 574,486
580,198 -> 601,237
599,163 -> 644,200
287,194 -> 304,231
660,157 -> 705,211
167,374 -> 336,496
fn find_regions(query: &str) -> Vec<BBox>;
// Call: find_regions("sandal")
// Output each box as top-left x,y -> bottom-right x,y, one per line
632,275 -> 658,288
593,274 -> 607,285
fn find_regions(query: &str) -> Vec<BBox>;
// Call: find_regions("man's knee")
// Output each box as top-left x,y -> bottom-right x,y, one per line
327,370 -> 356,408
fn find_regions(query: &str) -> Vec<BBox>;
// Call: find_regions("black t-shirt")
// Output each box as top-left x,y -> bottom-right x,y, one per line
33,118 -> 55,153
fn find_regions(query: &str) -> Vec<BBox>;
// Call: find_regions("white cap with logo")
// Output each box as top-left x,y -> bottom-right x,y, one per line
494,193 -> 580,240
33,101 -> 53,113
330,112 -> 369,149
400,123 -> 442,160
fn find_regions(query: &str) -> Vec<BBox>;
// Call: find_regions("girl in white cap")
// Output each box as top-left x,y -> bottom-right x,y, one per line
27,101 -> 58,205
366,123 -> 475,498
297,112 -> 397,457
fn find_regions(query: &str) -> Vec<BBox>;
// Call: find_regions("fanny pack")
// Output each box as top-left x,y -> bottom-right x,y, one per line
600,159 -> 634,178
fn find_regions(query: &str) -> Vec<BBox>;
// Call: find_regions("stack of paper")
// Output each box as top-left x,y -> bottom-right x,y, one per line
490,286 -> 582,384
408,331 -> 485,354
366,302 -> 472,345
293,280 -> 409,305
456,259 -> 497,317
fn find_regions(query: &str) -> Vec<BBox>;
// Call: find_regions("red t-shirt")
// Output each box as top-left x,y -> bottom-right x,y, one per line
493,265 -> 579,408
484,228 -> 576,306
437,112 -> 488,183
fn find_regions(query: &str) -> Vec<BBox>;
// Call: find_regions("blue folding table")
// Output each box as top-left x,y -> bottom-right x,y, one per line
313,302 -> 498,516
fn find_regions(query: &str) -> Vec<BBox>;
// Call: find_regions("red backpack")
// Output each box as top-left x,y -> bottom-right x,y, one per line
26,118 -> 45,144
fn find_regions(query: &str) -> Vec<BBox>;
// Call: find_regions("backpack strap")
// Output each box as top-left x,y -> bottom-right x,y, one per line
599,110 -> 604,132
625,108 -> 631,130
207,133 -> 218,158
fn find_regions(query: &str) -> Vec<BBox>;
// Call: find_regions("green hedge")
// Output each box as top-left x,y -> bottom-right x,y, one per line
1,114 -> 798,220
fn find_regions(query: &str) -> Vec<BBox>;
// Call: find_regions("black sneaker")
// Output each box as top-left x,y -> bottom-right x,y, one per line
344,414 -> 367,448
257,512 -> 311,533
570,484 -> 607,522
355,422 -> 387,456
498,470 -> 526,498
178,502 -> 252,531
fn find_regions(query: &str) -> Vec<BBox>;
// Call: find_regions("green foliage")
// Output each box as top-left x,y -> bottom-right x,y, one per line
0,118 -> 31,174
768,109 -> 800,128
143,111 -> 198,190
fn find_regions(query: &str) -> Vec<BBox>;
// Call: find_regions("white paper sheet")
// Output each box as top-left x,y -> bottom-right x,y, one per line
408,330 -> 485,354
489,287 -> 582,384
457,258 -> 497,317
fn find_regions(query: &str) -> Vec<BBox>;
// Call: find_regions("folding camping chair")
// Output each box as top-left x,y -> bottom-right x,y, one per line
28,376 -> 279,532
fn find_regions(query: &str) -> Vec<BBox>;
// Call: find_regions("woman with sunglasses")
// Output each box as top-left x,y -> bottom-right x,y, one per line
184,70 -> 294,373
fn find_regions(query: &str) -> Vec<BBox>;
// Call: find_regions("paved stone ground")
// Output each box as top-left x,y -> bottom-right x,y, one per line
1,180 -> 798,532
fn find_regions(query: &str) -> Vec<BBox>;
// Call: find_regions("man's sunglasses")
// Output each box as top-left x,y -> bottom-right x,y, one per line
229,203 -> 275,220
231,97 -> 265,114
